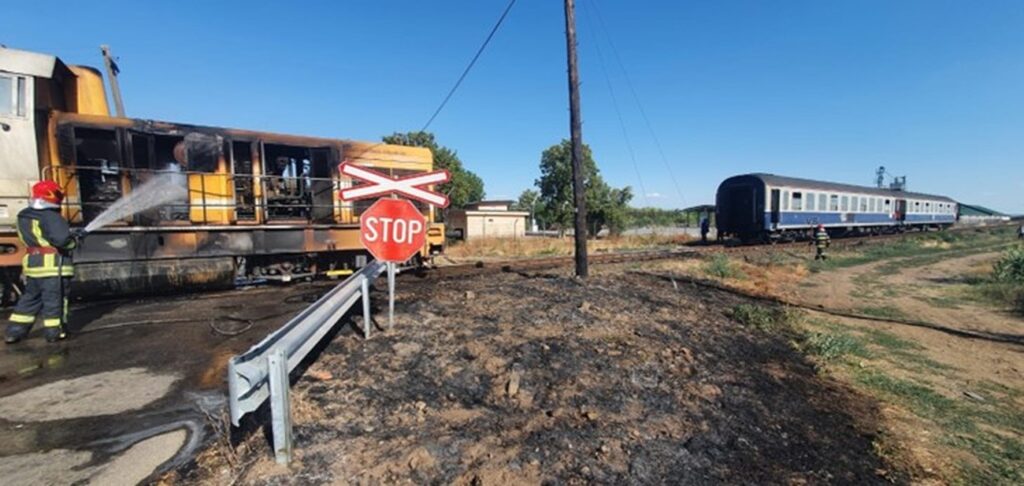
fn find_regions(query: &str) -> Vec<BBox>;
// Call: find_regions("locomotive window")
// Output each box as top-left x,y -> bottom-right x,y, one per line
782,191 -> 789,211
806,192 -> 816,211
820,194 -> 828,211
0,76 -> 10,114
0,75 -> 26,117
792,192 -> 803,211
185,133 -> 221,173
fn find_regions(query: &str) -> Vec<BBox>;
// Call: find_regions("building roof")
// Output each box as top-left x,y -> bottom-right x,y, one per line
464,200 -> 515,210
746,173 -> 956,202
958,203 -> 1008,217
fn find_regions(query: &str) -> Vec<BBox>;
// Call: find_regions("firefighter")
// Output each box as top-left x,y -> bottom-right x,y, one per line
5,180 -> 81,344
813,224 -> 831,261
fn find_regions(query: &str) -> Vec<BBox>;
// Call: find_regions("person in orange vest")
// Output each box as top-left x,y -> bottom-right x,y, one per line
5,181 -> 81,344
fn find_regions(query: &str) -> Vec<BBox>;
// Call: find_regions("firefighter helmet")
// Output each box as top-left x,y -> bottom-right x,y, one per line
31,180 -> 64,204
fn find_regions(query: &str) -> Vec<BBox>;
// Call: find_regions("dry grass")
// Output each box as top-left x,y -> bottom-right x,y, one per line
443,234 -> 692,261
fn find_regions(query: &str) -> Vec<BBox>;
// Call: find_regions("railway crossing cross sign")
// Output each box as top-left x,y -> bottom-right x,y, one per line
338,162 -> 451,208
359,198 -> 427,263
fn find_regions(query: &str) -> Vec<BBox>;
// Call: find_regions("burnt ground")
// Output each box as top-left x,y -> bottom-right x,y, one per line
184,268 -> 894,485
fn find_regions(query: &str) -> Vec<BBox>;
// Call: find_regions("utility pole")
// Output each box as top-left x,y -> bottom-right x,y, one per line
564,0 -> 588,278
100,45 -> 126,117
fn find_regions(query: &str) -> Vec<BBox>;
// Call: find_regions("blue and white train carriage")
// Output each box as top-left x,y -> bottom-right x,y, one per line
715,174 -> 957,242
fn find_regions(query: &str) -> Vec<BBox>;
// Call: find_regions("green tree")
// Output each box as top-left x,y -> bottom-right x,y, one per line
535,140 -> 633,236
382,131 -> 485,211
515,189 -> 542,229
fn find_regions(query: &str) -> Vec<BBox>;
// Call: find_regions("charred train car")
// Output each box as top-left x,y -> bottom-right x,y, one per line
716,174 -> 956,243
0,47 -> 444,301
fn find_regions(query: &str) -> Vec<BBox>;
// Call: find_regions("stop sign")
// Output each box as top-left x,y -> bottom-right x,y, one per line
360,198 -> 427,262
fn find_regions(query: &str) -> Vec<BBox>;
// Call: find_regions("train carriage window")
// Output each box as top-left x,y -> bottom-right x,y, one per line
73,127 -> 125,224
851,196 -> 858,213
868,198 -> 875,213
913,201 -> 921,213
841,196 -> 849,212
782,191 -> 789,211
792,192 -> 803,211
884,199 -> 892,212
820,194 -> 828,211
829,194 -> 838,211
806,192 -> 816,211
859,197 -> 868,212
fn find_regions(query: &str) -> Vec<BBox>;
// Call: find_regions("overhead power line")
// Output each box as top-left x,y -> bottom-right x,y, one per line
420,0 -> 519,132
578,1 -> 649,206
586,0 -> 686,207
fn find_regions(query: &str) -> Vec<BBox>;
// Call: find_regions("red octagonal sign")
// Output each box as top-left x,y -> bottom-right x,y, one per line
360,198 -> 427,263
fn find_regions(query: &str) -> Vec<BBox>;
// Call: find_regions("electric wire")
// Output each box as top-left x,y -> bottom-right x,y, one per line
579,0 -> 650,207
420,0 -> 519,133
586,0 -> 686,207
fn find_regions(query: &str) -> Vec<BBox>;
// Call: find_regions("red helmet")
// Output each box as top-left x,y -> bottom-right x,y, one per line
31,180 -> 64,204
817,224 -> 825,230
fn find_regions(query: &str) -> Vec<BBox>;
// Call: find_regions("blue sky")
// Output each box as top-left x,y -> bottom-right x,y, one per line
6,1 -> 1024,213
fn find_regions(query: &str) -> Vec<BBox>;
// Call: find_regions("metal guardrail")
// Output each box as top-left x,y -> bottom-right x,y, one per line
227,260 -> 388,463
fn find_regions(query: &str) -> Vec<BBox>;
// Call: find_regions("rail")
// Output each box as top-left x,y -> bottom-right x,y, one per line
227,260 -> 388,463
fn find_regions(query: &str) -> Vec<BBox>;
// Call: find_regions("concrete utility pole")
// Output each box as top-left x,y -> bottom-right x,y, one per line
100,45 -> 126,117
564,0 -> 589,278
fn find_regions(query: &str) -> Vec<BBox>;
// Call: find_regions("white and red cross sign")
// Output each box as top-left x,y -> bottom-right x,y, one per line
337,162 -> 451,208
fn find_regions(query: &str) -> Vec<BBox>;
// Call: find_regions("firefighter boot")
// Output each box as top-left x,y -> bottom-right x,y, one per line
44,326 -> 66,343
5,324 -> 30,344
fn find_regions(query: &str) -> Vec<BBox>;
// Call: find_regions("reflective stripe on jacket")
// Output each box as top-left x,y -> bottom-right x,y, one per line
16,207 -> 76,278
814,230 -> 830,248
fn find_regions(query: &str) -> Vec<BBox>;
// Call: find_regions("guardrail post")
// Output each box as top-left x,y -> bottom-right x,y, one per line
268,348 -> 292,464
361,275 -> 372,339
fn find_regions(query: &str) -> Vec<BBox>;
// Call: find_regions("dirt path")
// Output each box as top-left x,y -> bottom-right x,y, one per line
793,251 -> 1024,392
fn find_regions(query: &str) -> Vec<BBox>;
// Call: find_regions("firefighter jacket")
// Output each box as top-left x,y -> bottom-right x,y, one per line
814,229 -> 831,249
16,206 -> 76,278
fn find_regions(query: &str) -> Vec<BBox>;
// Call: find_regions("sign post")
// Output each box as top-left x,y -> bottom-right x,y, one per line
338,162 -> 450,335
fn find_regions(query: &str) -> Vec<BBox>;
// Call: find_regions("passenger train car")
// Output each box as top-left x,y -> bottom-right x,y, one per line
716,174 -> 957,242
0,47 -> 445,302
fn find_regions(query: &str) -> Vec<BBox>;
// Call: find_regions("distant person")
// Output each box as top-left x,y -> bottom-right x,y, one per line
6,181 -> 81,344
1018,223 -> 1024,240
700,217 -> 710,244
813,224 -> 831,261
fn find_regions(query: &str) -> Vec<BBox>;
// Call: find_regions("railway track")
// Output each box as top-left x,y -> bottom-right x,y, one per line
426,224 -> 1008,279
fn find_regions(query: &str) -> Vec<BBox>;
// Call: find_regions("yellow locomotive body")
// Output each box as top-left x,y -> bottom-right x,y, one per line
0,47 -> 444,300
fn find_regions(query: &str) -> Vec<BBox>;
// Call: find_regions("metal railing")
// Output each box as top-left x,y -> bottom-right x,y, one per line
43,165 -> 433,226
227,260 -> 388,463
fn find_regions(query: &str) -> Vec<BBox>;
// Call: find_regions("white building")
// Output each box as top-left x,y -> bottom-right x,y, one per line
448,200 -> 529,240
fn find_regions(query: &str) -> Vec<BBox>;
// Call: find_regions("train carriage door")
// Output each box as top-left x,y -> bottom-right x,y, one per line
231,141 -> 256,221
309,147 -> 334,223
895,199 -> 907,222
770,189 -> 780,226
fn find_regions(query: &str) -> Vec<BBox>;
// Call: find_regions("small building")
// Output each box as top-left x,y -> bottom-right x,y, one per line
448,200 -> 529,240
958,203 -> 1010,225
